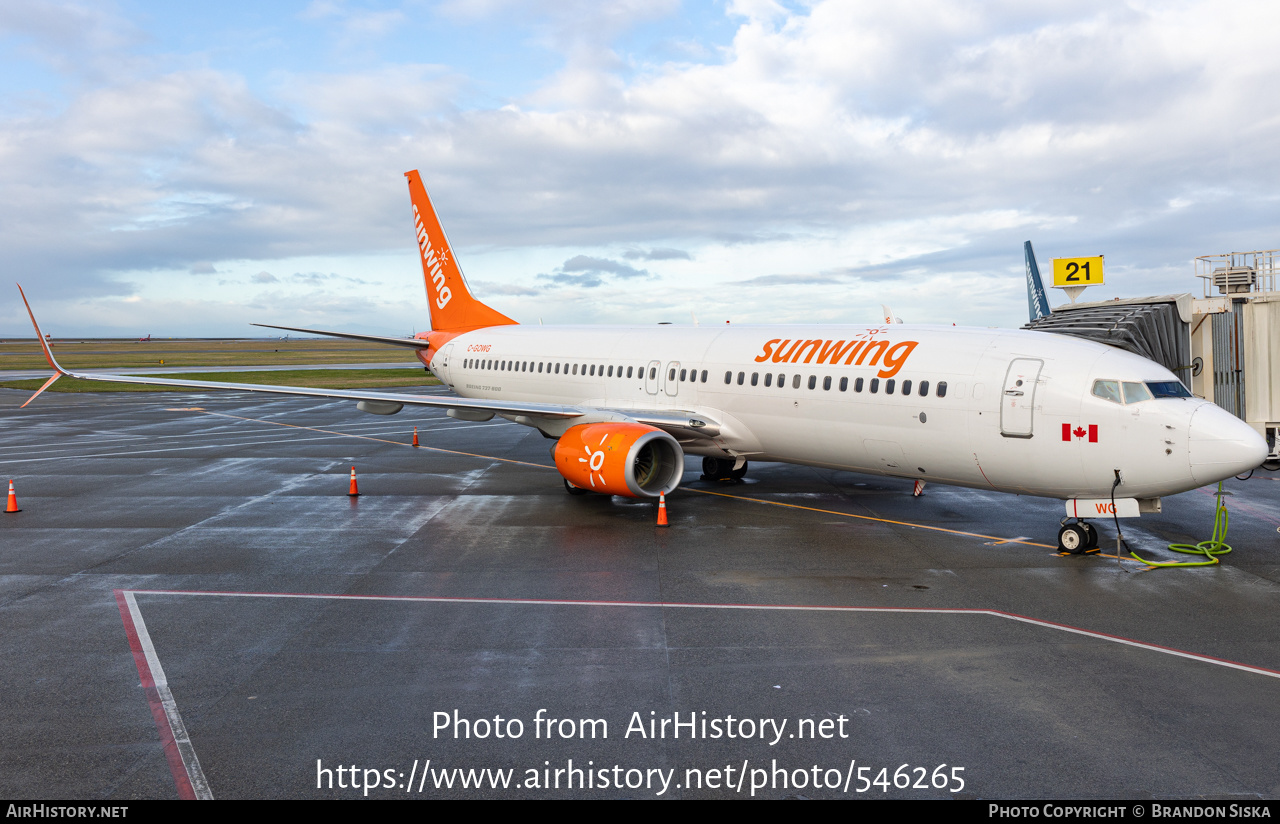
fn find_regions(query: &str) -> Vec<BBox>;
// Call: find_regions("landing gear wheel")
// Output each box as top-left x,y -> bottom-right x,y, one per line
564,478 -> 589,496
1081,522 -> 1099,550
1057,524 -> 1088,554
702,457 -> 740,482
729,460 -> 748,480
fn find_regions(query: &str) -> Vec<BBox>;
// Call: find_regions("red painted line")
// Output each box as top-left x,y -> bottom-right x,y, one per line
122,588 -> 1280,680
115,589 -> 196,800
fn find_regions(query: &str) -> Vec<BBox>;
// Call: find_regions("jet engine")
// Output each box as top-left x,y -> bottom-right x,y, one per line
553,422 -> 684,497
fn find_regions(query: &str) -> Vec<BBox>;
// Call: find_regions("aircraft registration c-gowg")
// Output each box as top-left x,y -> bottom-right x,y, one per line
17,170 -> 1267,553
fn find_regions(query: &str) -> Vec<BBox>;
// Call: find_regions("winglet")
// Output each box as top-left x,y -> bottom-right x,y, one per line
20,373 -> 61,408
16,285 -> 69,407
17,285 -> 67,374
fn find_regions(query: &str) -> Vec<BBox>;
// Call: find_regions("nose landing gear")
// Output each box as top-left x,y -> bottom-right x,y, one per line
1057,519 -> 1099,554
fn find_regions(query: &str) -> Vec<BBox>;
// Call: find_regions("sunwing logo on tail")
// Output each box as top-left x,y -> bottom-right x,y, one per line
414,204 -> 452,310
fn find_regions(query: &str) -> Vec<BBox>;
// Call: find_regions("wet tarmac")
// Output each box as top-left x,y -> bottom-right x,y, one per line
2,386 -> 1278,800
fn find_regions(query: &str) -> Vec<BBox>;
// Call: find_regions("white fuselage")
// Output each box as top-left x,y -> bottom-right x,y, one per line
427,323 -> 1265,500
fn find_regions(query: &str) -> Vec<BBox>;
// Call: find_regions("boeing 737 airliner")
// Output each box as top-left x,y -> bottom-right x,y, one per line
17,170 -> 1267,553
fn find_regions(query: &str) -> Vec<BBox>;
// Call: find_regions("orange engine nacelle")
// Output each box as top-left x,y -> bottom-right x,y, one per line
553,422 -> 684,498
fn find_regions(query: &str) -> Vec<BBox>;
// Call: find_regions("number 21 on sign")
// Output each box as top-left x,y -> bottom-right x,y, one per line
1052,255 -> 1104,287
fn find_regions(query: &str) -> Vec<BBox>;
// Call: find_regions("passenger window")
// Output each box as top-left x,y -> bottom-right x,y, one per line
792,374 -> 801,389
724,371 -> 732,384
700,370 -> 707,382
572,364 -> 578,375
855,377 -> 864,392
1092,380 -> 1122,404
870,378 -> 880,393
765,373 -> 773,387
918,380 -> 928,396
1123,381 -> 1153,403
839,376 -> 847,392
627,366 -> 633,378
937,381 -> 947,398
777,373 -> 785,387
823,376 -> 831,391
885,379 -> 895,394
902,379 -> 911,395
649,367 -> 656,380
737,372 -> 745,385
751,372 -> 758,386
808,375 -> 816,390
607,365 -> 613,377
669,368 -> 676,381
681,369 -> 688,381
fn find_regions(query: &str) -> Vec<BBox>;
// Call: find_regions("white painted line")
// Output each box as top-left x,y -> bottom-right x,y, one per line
125,589 -> 1280,681
121,591 -> 213,800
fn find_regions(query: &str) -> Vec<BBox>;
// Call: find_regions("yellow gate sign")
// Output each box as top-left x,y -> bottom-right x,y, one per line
1052,256 -> 1104,287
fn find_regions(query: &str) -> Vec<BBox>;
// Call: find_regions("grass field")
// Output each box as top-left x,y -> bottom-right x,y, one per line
0,337 -> 422,370
0,368 -> 441,394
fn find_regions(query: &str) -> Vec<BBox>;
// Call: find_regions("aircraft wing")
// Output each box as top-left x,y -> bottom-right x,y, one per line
249,323 -> 432,349
15,287 -> 720,437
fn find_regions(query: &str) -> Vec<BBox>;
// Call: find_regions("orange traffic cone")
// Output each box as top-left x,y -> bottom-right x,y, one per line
5,480 -> 19,513
347,466 -> 360,498
412,427 -> 419,448
656,491 -> 669,527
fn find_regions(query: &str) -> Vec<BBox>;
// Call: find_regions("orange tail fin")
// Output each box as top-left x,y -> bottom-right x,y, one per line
405,170 -> 517,332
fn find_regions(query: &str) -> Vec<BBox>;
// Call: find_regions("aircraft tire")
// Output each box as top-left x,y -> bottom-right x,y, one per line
729,461 -> 749,480
702,457 -> 735,481
1057,524 -> 1087,554
1081,522 -> 1099,549
564,478 -> 589,496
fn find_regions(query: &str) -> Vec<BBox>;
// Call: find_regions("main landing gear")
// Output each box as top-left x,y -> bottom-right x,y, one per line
701,457 -> 748,483
1057,519 -> 1099,554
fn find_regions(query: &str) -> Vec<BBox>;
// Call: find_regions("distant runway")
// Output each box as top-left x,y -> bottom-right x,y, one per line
2,386 -> 1278,799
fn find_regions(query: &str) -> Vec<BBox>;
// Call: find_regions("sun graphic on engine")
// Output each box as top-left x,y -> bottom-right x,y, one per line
578,433 -> 610,487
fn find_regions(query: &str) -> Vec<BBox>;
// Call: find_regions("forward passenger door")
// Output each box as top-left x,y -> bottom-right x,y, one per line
1000,358 -> 1043,438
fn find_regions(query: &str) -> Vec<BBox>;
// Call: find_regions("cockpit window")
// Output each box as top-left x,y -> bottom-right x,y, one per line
1123,382 -> 1153,404
1095,378 -> 1191,404
1146,381 -> 1191,399
1092,380 -> 1122,404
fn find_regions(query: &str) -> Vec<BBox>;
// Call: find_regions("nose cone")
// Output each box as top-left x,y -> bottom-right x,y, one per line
1188,403 -> 1268,484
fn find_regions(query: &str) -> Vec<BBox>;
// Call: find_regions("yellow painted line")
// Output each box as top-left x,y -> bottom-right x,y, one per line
191,410 -> 556,470
686,487 -> 1055,549
181,409 -> 1054,549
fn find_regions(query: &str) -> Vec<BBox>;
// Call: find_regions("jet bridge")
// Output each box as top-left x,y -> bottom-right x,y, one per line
1022,248 -> 1279,469
1023,294 -> 1193,382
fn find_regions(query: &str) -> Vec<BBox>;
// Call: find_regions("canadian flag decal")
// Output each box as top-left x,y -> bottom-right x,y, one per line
1062,423 -> 1099,443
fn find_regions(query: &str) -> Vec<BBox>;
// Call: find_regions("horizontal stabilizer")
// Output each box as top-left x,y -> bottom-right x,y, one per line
250,323 -> 431,349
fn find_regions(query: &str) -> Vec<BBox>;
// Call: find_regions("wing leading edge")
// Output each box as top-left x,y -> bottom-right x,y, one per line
16,285 -> 578,420
15,286 -> 721,438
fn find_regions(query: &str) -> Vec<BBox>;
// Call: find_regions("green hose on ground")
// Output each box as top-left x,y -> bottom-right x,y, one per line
1129,481 -> 1231,568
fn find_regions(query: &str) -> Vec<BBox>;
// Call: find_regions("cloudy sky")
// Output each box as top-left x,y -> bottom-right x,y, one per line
2,0 -> 1278,337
